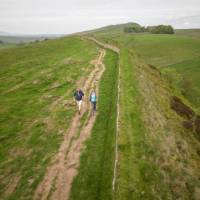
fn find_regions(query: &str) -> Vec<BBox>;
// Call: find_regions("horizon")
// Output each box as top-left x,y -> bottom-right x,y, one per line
0,0 -> 200,35
1,22 -> 200,36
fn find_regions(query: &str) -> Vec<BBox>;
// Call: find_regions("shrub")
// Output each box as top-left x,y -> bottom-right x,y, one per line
124,26 -> 147,33
150,25 -> 174,34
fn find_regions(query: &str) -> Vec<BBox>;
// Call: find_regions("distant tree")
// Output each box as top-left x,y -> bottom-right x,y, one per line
0,40 -> 4,44
124,27 -> 133,33
140,26 -> 147,32
146,26 -> 154,32
124,26 -> 148,33
124,24 -> 174,34
150,25 -> 174,34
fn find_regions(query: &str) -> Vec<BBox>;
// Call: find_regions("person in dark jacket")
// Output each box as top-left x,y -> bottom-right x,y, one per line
74,89 -> 84,114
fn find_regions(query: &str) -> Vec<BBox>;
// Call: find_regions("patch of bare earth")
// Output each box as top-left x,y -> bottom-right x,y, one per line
34,49 -> 106,200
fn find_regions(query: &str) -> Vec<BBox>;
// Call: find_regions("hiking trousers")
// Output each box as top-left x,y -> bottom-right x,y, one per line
91,101 -> 96,111
76,100 -> 83,111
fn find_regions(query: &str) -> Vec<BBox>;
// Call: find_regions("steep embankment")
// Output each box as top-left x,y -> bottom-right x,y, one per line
132,52 -> 200,199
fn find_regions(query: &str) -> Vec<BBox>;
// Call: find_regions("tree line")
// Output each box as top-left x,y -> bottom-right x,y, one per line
124,25 -> 174,34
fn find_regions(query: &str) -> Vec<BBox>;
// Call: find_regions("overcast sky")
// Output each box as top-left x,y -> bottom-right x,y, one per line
0,0 -> 200,34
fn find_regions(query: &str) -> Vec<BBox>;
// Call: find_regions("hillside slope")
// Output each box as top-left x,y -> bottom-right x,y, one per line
82,22 -> 141,35
82,26 -> 200,199
1,23 -> 200,200
0,36 -> 99,199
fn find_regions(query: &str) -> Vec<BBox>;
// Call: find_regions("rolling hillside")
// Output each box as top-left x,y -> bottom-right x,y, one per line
0,23 -> 200,200
0,36 -> 99,199
77,23 -> 200,199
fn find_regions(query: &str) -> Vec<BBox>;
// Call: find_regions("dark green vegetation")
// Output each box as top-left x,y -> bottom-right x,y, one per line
148,25 -> 174,34
85,23 -> 200,199
0,36 -> 98,199
124,24 -> 174,34
124,26 -> 147,33
70,50 -> 118,200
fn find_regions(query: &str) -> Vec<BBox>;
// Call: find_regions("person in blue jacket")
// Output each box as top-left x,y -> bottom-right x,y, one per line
90,90 -> 97,115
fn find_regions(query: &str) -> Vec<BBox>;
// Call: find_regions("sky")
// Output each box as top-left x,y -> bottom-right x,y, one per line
0,0 -> 200,34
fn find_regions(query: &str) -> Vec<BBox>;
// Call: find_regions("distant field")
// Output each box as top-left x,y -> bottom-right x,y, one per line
0,35 -> 46,44
130,34 -> 200,67
175,29 -> 200,39
0,36 -> 98,199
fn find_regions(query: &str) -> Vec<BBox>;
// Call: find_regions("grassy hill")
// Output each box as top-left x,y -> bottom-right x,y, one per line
74,23 -> 200,199
0,36 -> 98,199
1,22 -> 200,200
82,22 -> 141,38
84,22 -> 140,34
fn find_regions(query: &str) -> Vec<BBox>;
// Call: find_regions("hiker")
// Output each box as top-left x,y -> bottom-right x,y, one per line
74,88 -> 84,114
90,90 -> 97,114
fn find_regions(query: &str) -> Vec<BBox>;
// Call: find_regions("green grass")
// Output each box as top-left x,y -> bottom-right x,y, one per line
130,34 -> 200,67
175,29 -> 200,39
116,48 -> 172,200
0,35 -> 98,199
87,25 -> 200,199
83,22 -> 140,36
70,50 -> 118,200
91,29 -> 200,67
92,33 -> 200,67
1,23 -> 200,199
92,29 -> 200,114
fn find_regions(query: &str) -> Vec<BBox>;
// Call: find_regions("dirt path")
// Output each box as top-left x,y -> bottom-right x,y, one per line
34,49 -> 106,200
85,37 -> 120,54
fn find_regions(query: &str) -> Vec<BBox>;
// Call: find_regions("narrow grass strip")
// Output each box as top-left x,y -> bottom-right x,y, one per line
112,52 -> 121,192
